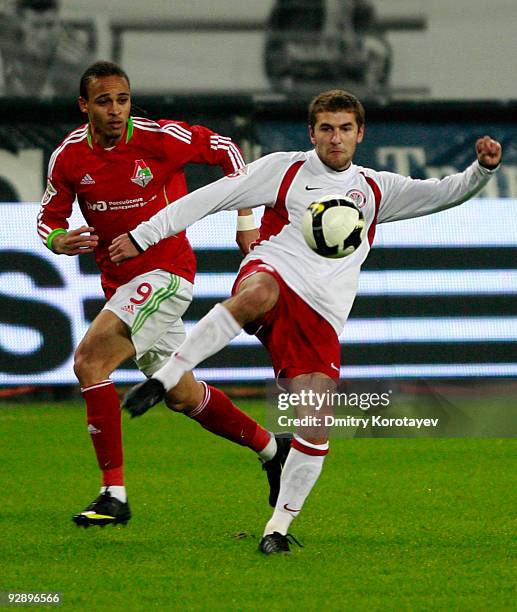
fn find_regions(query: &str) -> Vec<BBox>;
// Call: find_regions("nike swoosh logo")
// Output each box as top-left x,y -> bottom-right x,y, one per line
305,186 -> 323,191
283,503 -> 301,513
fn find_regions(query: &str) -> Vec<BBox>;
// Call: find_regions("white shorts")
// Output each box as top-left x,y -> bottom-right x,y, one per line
103,269 -> 193,376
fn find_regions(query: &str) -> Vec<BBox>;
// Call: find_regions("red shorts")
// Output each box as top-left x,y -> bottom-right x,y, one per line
232,260 -> 341,381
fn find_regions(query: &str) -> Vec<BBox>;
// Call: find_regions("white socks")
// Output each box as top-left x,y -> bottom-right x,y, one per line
264,437 -> 328,536
154,304 -> 242,391
101,485 -> 127,503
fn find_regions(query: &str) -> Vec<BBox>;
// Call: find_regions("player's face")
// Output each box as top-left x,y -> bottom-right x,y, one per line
309,111 -> 364,171
78,76 -> 131,148
20,8 -> 59,59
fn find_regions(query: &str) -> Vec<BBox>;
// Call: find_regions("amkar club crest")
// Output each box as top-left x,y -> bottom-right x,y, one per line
345,188 -> 367,208
131,159 -> 153,188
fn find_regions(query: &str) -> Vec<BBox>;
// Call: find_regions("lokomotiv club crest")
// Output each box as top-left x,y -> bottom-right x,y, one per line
131,159 -> 153,188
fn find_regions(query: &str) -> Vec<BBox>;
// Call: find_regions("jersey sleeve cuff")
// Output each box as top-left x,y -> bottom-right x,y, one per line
47,228 -> 67,252
477,159 -> 501,174
128,231 -> 145,253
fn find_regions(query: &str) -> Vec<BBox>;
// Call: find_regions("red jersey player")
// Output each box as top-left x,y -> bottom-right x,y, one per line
110,90 -> 502,554
38,61 -> 287,528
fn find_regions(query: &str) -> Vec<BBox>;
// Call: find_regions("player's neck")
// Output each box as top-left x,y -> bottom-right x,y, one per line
96,133 -> 124,149
323,159 -> 353,172
89,123 -> 125,149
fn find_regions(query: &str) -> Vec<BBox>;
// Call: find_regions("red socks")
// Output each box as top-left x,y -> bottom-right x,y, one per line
81,380 -> 124,486
188,383 -> 270,452
81,379 -> 269,487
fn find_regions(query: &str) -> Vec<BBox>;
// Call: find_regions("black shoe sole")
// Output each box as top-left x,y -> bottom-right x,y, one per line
259,546 -> 291,556
123,378 -> 165,418
72,515 -> 131,528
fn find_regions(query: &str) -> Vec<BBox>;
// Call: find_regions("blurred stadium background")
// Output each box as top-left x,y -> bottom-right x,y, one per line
0,0 -> 515,392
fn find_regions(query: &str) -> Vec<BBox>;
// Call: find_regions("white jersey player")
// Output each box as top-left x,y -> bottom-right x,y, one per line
109,90 -> 502,555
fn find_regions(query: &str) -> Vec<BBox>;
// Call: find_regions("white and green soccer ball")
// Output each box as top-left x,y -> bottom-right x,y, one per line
301,194 -> 365,258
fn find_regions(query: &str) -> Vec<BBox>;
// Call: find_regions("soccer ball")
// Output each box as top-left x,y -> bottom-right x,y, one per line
301,195 -> 365,258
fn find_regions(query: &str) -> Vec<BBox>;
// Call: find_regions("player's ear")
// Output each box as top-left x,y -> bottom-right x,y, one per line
308,125 -> 316,145
78,96 -> 88,115
357,125 -> 365,144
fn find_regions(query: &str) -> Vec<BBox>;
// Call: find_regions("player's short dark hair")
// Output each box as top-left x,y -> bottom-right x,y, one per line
79,61 -> 130,99
308,90 -> 365,130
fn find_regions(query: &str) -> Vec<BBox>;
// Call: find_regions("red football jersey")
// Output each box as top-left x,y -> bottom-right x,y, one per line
37,116 -> 244,297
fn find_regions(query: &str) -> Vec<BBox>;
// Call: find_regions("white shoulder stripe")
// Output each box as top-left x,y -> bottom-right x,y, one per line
132,118 -> 161,129
65,125 -> 88,140
133,120 -> 193,145
162,125 -> 192,144
48,128 -> 88,177
132,116 -> 159,126
131,122 -> 163,134
133,117 -> 193,140
165,122 -> 192,139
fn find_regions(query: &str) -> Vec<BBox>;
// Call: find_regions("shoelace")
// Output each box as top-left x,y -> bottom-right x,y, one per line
266,532 -> 303,549
285,533 -> 303,548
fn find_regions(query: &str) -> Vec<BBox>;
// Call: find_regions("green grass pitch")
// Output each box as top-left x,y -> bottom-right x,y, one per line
0,399 -> 515,610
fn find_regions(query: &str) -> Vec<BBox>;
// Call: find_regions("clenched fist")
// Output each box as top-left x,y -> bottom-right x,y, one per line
476,136 -> 502,170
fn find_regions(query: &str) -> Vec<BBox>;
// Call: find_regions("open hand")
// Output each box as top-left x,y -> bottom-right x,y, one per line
109,233 -> 140,263
52,226 -> 98,255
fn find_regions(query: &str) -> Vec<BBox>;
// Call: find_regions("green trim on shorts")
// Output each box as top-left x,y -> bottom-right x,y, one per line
131,274 -> 181,336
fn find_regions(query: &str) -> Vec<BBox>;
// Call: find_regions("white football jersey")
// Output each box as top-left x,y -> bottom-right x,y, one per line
131,149 -> 497,333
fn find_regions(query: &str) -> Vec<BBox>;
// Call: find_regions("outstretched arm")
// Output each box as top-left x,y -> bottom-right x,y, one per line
109,152 -> 289,263
377,136 -> 502,224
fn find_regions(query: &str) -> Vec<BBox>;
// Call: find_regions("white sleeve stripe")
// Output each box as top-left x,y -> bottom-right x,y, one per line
37,216 -> 52,232
161,125 -> 192,144
212,135 -> 231,144
165,124 -> 192,143
208,139 -> 244,170
230,143 -> 245,167
166,122 -> 192,139
228,147 -> 241,171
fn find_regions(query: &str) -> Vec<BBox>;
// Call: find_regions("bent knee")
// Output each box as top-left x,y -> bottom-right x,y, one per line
73,344 -> 94,381
73,342 -> 111,385
232,277 -> 279,322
